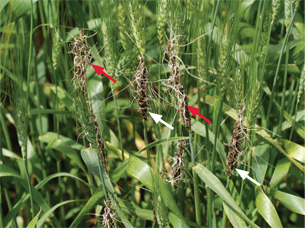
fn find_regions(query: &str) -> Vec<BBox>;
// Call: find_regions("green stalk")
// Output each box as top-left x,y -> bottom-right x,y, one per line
143,120 -> 150,166
156,45 -> 164,172
289,80 -> 299,141
206,0 -> 219,167
278,35 -> 292,137
206,2 -> 220,226
132,101 -> 136,149
190,132 -> 201,226
97,153 -> 108,200
208,99 -> 223,227
111,86 -> 127,189
33,43 -> 51,207
289,97 -> 299,141
24,0 -> 35,220
287,79 -> 296,115
266,11 -> 296,127
0,112 -> 12,151
0,114 -> 17,228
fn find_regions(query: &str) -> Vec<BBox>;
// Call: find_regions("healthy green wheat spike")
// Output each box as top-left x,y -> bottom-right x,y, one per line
128,0 -> 145,56
52,28 -> 60,70
233,69 -> 244,110
117,3 -> 128,51
14,97 -> 27,158
173,1 -> 187,56
197,35 -> 208,102
217,33 -> 228,99
247,80 -> 261,127
285,0 -> 293,31
272,0 -> 282,24
102,21 -> 115,77
261,14 -> 271,48
297,64 -> 305,103
294,0 -> 300,11
157,0 -> 168,44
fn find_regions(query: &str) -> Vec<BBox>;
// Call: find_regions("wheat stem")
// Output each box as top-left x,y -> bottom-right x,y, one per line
143,119 -> 150,166
266,10 -> 296,128
278,35 -> 291,136
111,87 -> 127,189
24,0 -> 35,220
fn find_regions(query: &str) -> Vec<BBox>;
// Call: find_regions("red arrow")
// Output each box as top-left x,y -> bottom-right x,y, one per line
91,64 -> 117,83
186,105 -> 212,124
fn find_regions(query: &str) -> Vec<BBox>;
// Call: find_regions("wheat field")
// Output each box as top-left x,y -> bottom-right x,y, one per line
0,0 -> 304,227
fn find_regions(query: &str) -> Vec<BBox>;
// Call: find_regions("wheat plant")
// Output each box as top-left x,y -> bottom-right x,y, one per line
1,1 -> 304,228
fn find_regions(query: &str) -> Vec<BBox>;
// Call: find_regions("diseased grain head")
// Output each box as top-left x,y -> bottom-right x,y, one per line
134,56 -> 149,120
225,105 -> 247,179
166,37 -> 192,132
101,200 -> 116,228
68,30 -> 106,166
68,30 -> 92,92
170,141 -> 185,191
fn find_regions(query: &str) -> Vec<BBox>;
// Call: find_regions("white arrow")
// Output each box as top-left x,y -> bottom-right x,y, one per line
236,169 -> 261,186
149,112 -> 174,130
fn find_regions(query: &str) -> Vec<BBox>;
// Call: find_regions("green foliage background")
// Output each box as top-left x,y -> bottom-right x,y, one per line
0,0 -> 304,227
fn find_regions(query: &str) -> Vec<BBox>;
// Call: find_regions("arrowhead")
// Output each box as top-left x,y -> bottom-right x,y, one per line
186,105 -> 200,117
91,64 -> 104,75
236,169 -> 249,180
149,112 -> 162,123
